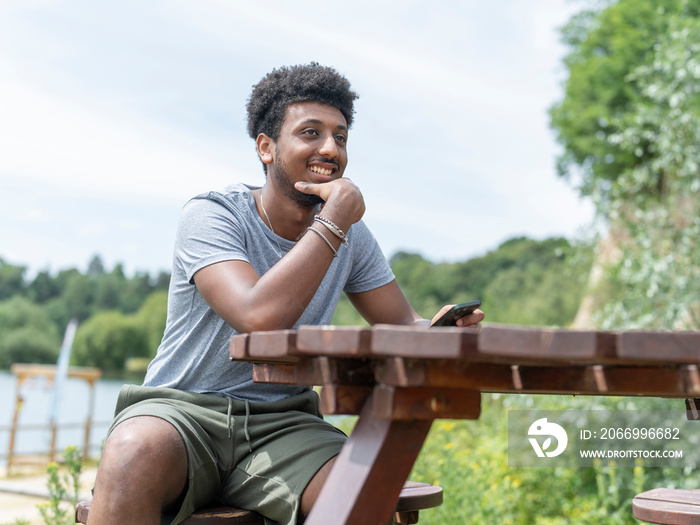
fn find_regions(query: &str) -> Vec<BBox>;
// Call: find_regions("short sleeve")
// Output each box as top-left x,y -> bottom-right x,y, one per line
343,221 -> 395,294
175,197 -> 250,284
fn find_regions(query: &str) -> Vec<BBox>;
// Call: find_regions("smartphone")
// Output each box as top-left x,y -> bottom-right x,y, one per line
430,300 -> 482,327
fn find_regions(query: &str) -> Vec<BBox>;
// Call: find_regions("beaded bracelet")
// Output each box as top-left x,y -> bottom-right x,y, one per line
313,215 -> 349,246
306,226 -> 338,258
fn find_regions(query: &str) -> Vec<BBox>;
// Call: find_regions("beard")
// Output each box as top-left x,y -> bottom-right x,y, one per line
272,148 -> 325,208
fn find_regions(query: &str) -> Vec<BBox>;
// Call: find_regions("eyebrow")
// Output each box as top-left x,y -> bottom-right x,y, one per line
300,118 -> 348,131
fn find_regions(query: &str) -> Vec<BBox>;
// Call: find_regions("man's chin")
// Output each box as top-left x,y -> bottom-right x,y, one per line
292,190 -> 324,208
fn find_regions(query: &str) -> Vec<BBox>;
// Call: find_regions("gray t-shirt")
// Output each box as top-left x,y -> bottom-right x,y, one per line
143,183 -> 395,402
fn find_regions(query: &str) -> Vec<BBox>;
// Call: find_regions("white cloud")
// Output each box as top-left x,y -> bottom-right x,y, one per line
0,0 -> 594,275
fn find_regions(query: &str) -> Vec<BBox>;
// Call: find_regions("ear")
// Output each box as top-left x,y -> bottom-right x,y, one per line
256,133 -> 274,167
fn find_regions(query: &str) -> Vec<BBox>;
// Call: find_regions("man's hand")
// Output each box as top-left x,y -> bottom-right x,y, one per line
431,304 -> 485,329
295,178 -> 365,226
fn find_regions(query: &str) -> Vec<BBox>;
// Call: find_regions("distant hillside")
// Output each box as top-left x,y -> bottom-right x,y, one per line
0,236 -> 594,371
334,236 -> 594,327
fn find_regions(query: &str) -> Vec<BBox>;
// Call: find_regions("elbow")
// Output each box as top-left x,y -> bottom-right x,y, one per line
231,304 -> 304,333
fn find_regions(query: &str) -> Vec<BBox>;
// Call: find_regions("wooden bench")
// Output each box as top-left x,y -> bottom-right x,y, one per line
633,488 -> 700,524
75,480 -> 443,524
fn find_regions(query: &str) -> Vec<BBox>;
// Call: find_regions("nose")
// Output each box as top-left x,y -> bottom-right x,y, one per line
318,134 -> 339,159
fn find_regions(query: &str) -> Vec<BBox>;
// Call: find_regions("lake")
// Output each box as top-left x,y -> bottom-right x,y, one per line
0,370 -> 136,466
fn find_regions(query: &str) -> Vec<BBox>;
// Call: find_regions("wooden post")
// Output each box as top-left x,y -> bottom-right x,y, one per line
7,364 -> 102,471
6,374 -> 23,475
305,391 -> 433,525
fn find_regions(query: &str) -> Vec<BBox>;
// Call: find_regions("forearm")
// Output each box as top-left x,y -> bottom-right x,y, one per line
243,228 -> 343,330
195,222 -> 343,333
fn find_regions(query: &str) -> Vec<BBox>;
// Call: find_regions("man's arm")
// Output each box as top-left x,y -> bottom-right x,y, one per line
347,280 -> 485,327
194,178 -> 363,334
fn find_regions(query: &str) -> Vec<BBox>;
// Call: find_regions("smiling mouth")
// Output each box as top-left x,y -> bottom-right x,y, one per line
308,165 -> 335,176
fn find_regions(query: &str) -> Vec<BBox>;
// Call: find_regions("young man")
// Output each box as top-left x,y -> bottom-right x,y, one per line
88,63 -> 484,525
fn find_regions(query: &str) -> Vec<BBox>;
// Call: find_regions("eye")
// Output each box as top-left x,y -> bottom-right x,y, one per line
301,128 -> 319,136
335,134 -> 347,144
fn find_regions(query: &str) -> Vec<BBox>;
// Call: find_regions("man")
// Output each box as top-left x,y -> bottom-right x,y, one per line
88,63 -> 484,525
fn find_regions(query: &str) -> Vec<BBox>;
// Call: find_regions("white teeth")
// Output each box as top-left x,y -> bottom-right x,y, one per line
309,166 -> 332,176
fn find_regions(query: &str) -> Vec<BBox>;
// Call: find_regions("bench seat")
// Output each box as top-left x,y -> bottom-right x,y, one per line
75,480 -> 442,524
633,488 -> 700,524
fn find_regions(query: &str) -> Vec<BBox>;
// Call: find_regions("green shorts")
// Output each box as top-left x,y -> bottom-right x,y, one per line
108,385 -> 347,525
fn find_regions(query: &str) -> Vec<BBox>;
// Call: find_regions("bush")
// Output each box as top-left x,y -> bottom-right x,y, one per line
0,297 -> 60,368
0,327 -> 59,368
71,311 -> 149,370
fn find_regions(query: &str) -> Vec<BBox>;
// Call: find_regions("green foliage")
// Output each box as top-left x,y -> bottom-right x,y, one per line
0,254 -> 169,370
550,0 -> 696,199
136,290 -> 169,354
331,293 -> 367,326
0,296 -> 60,368
387,394 -> 692,524
597,11 -> 700,330
387,237 -> 592,327
71,310 -> 150,370
37,446 -> 83,525
0,259 -> 27,301
551,0 -> 700,330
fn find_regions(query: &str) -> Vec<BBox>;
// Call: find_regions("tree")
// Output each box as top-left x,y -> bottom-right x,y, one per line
0,259 -> 26,300
28,269 -> 60,303
551,0 -> 700,329
87,254 -> 106,276
0,296 -> 60,367
71,311 -> 149,370
136,290 -> 168,356
550,0 -> 698,204
597,12 -> 700,329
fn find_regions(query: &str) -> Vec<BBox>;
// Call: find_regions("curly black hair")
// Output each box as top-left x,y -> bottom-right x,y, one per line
246,63 -> 359,141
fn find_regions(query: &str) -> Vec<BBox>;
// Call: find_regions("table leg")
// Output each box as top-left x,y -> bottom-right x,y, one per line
306,392 -> 433,525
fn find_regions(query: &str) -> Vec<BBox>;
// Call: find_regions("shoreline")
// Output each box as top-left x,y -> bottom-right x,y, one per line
0,464 -> 97,525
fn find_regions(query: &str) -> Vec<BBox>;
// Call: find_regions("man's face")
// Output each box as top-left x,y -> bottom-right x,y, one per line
268,102 -> 348,207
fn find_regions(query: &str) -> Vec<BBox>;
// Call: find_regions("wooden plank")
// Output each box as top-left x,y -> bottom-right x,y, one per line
477,325 -> 617,363
230,332 -> 300,364
76,501 -> 264,525
247,330 -> 300,361
320,384 -> 373,415
277,358 -> 375,386
633,488 -> 700,524
372,385 -> 481,420
374,358 -> 513,391
251,364 -> 296,384
374,361 -> 689,396
395,481 -> 443,512
618,331 -> 700,363
508,365 -> 598,394
229,334 -> 250,361
371,324 -> 477,359
181,504 -> 264,524
306,394 -> 433,525
425,362 -> 513,390
297,325 -> 372,356
599,366 -> 696,397
502,365 -> 698,397
374,358 -> 427,387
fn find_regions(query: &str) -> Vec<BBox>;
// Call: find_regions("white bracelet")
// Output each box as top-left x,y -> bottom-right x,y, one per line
306,226 -> 338,258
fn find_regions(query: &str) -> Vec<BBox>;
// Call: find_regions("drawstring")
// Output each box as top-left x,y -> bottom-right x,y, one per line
244,400 -> 252,452
226,397 -> 253,452
227,397 -> 232,439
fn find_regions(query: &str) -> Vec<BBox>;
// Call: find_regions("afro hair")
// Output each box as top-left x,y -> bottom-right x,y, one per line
246,63 -> 358,141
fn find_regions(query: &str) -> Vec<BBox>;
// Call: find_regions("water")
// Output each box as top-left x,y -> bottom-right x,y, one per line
0,370 -> 137,464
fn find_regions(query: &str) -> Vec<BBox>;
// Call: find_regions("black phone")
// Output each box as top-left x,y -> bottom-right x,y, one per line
430,300 -> 482,327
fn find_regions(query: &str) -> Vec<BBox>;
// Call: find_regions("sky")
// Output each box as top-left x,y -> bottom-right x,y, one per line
0,0 -> 595,278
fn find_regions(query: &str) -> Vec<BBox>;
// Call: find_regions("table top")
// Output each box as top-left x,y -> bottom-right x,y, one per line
230,323 -> 700,419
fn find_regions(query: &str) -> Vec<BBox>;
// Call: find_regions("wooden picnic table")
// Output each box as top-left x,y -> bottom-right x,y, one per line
229,323 -> 700,525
